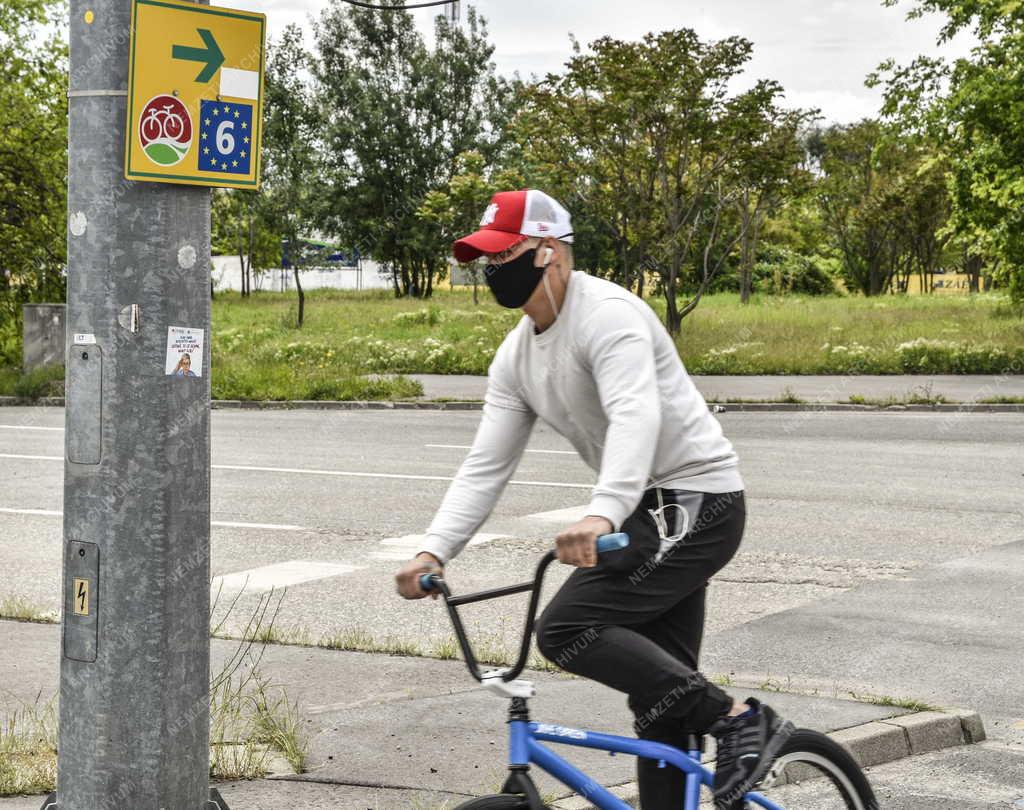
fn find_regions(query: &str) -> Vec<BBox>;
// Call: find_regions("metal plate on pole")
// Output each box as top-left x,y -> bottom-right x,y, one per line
63,541 -> 99,663
124,0 -> 265,188
66,344 -> 102,465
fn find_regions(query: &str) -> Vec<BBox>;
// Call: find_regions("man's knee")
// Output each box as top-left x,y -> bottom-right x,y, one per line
534,605 -> 563,662
535,605 -> 595,667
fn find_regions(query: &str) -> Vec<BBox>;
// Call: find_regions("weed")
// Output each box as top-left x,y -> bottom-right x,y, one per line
779,386 -> 804,404
848,692 -> 942,712
431,636 -> 459,660
208,587 -> 310,780
0,693 -> 57,796
0,597 -> 57,624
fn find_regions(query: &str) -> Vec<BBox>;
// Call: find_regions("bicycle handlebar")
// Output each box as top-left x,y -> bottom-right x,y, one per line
419,532 -> 630,684
417,532 -> 628,593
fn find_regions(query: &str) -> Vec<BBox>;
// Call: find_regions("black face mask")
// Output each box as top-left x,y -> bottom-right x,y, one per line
484,249 -> 546,308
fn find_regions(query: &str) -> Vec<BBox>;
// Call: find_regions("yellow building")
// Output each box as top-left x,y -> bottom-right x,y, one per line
896,271 -> 987,294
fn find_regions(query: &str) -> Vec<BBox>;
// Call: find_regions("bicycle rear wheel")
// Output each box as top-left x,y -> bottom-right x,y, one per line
752,729 -> 878,810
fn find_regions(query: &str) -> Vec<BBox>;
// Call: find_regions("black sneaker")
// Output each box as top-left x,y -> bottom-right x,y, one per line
708,697 -> 795,809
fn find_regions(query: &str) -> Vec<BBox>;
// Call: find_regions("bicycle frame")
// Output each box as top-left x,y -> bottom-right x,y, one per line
511,720 -> 782,810
421,545 -> 785,810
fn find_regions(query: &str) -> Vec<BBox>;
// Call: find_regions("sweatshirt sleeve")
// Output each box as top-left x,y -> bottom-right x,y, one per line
419,355 -> 536,564
581,299 -> 662,531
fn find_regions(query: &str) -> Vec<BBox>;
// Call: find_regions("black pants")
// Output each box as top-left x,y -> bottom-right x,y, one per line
535,489 -> 745,809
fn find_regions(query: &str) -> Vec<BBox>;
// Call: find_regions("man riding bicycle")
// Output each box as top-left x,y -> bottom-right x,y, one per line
396,189 -> 793,809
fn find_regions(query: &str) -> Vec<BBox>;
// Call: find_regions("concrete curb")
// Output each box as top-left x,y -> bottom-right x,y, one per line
549,709 -> 986,809
1,396 -> 1022,413
710,402 -> 1024,413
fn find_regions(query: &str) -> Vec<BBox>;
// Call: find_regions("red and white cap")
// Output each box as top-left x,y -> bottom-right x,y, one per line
452,189 -> 574,263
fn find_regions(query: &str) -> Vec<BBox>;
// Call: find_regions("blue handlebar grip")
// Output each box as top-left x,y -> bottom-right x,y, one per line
419,573 -> 437,592
596,532 -> 629,553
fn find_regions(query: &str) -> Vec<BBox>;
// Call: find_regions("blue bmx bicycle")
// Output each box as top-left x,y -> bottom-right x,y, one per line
421,534 -> 878,810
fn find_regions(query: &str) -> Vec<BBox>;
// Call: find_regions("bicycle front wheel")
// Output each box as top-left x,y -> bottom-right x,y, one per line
752,729 -> 878,810
453,796 -> 551,810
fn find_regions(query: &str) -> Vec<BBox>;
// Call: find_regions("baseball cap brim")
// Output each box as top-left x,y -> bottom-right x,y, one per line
453,230 -> 527,264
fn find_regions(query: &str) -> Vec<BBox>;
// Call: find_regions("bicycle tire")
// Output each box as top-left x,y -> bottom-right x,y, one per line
756,728 -> 878,810
452,795 -> 551,810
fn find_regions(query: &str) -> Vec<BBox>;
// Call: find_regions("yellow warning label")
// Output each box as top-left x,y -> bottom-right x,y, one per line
72,578 -> 90,616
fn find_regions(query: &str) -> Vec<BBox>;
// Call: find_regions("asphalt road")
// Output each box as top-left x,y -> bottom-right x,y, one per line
2,404 -> 1024,806
2,407 -> 1022,706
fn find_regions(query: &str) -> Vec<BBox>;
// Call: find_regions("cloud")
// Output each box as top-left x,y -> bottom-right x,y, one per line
246,0 -> 976,123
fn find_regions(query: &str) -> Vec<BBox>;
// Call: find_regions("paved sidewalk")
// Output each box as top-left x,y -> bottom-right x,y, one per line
407,373 -> 1024,404
0,619 -> 912,810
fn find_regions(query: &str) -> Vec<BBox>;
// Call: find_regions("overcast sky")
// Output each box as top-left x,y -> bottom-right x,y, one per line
231,0 -> 976,124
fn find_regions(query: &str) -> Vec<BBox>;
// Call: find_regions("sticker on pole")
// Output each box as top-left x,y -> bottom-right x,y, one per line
165,326 -> 205,378
124,0 -> 265,188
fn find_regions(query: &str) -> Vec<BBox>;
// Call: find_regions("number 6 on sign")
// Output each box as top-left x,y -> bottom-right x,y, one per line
216,120 -> 235,155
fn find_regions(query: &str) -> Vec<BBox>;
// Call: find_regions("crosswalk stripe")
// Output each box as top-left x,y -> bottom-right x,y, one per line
426,443 -> 576,456
370,532 -> 508,561
211,560 -> 359,594
523,505 -> 590,523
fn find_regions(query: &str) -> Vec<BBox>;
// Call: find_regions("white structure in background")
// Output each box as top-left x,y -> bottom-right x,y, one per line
211,254 -> 393,293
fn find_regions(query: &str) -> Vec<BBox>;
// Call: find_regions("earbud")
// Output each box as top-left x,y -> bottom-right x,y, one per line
542,247 -> 554,266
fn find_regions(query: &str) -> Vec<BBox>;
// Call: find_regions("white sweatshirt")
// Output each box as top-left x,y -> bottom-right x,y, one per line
420,272 -> 743,564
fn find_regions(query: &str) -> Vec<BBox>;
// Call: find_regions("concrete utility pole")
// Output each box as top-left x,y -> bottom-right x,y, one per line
50,0 -> 219,806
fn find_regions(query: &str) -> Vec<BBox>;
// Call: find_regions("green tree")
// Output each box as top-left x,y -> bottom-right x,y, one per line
417,150 -> 524,303
314,2 -> 511,298
520,30 -> 795,332
814,121 -> 902,296
871,0 -> 1024,303
0,0 -> 67,311
262,24 -> 319,326
731,106 -> 818,303
211,189 -> 280,296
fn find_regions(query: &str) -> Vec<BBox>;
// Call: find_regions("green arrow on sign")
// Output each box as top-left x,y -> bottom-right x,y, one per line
172,28 -> 225,84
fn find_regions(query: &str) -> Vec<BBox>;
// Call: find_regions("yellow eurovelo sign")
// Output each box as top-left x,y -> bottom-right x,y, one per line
125,0 -> 266,188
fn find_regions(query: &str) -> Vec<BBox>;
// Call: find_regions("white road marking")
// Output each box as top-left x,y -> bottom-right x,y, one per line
370,532 -> 508,561
523,505 -> 591,524
0,454 -> 593,490
212,520 -> 306,531
211,560 -> 359,594
426,443 -> 576,456
0,505 -> 306,532
213,462 -> 592,489
0,424 -> 63,432
0,506 -> 61,517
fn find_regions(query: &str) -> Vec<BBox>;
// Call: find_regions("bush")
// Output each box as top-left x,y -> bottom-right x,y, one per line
0,364 -> 65,399
0,307 -> 22,367
754,248 -> 838,296
392,306 -> 443,326
894,339 -> 1024,374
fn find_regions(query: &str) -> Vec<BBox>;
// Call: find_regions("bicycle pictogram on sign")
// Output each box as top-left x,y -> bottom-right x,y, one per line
138,94 -> 194,167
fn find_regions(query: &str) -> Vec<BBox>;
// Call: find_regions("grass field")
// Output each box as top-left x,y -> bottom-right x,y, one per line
2,288 -> 1023,401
